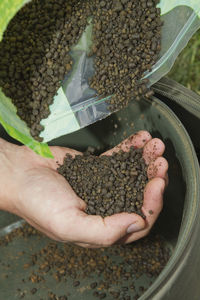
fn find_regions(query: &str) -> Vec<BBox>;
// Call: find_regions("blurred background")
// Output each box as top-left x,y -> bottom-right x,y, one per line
168,29 -> 200,95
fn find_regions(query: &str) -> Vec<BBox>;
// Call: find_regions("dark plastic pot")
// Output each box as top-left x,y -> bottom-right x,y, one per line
0,80 -> 199,299
49,85 -> 200,299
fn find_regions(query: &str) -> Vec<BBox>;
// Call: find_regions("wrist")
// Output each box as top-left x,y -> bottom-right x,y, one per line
0,138 -> 15,213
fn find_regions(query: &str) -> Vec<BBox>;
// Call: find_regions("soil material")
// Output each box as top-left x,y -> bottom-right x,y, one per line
57,146 -> 148,218
0,223 -> 171,300
0,0 -> 162,141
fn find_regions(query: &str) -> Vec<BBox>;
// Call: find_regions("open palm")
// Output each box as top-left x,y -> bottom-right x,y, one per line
0,131 -> 168,248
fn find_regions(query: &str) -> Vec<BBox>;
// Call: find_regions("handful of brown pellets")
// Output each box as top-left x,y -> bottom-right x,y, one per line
58,147 -> 148,218
0,0 -> 162,142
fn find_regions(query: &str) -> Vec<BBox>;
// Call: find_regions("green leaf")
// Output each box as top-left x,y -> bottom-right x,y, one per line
0,87 -> 53,158
0,0 -> 27,41
0,113 -> 53,158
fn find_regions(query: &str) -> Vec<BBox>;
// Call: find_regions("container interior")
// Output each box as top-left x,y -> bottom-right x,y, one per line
0,97 -> 187,299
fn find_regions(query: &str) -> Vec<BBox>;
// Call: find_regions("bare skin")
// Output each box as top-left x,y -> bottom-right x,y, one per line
0,131 -> 168,248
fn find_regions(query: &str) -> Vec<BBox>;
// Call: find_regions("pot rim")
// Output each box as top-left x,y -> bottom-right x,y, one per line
140,96 -> 200,299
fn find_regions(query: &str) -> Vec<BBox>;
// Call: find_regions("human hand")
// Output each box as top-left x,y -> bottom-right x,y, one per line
0,131 -> 168,248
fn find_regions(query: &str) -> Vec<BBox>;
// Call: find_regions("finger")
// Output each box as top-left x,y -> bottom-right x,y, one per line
102,131 -> 152,156
47,146 -> 82,170
143,138 -> 165,165
52,210 -> 146,247
147,157 -> 168,180
118,177 -> 165,244
142,177 -> 165,226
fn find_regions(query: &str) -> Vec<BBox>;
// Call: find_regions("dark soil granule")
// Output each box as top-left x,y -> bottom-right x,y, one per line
57,146 -> 148,218
73,281 -> 80,287
30,288 -> 37,294
90,282 -> 98,289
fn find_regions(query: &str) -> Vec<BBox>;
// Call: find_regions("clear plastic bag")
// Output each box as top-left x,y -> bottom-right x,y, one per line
0,0 -> 200,155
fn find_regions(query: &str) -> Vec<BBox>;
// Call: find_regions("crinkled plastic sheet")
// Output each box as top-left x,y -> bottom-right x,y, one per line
0,0 -> 200,154
41,2 -> 200,143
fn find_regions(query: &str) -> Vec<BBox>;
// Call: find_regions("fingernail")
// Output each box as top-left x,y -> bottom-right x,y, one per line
127,223 -> 143,234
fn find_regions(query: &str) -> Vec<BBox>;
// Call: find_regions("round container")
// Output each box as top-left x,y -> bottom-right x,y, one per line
50,96 -> 200,299
0,94 -> 199,299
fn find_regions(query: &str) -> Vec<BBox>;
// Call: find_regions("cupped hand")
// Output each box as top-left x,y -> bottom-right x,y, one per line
0,131 -> 168,248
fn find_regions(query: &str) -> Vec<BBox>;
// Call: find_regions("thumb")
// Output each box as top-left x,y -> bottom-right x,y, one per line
56,210 -> 146,247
